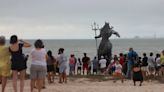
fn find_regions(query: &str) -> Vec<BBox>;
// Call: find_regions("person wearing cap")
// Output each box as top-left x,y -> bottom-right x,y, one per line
99,56 -> 107,74
0,36 -> 11,92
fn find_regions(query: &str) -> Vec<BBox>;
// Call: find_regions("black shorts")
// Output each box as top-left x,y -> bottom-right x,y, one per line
155,66 -> 161,71
56,67 -> 59,73
47,65 -> 55,72
93,69 -> 97,73
89,66 -> 91,71
77,67 -> 81,70
11,60 -> 27,72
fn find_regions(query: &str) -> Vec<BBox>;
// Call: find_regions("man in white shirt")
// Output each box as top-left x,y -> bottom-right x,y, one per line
99,56 -> 107,74
148,52 -> 155,76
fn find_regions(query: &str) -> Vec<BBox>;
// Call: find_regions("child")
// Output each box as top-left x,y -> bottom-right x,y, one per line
113,61 -> 124,83
133,63 -> 143,86
77,58 -> 82,75
46,50 -> 56,83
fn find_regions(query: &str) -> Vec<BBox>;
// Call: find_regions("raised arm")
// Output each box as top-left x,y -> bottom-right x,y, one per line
112,30 -> 120,38
19,40 -> 32,47
95,34 -> 101,39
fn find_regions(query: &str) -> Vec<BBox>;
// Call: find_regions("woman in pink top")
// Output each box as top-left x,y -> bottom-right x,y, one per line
69,54 -> 76,75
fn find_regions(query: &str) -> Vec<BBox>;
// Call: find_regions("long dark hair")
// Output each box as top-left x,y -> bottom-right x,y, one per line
47,50 -> 55,60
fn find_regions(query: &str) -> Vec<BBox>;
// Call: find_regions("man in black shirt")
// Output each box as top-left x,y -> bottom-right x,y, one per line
141,53 -> 148,79
82,53 -> 90,75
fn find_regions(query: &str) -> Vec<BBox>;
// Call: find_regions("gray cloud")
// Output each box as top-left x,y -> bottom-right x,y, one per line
0,0 -> 164,39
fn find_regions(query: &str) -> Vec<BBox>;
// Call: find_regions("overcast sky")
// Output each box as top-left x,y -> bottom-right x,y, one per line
0,0 -> 164,39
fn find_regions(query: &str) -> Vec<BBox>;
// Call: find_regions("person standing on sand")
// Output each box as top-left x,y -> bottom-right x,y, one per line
160,50 -> 164,76
133,63 -> 143,86
99,56 -> 107,75
69,54 -> 76,75
92,56 -> 99,75
82,53 -> 90,75
77,58 -> 82,75
119,53 -> 125,66
46,50 -> 56,83
9,35 -> 31,92
141,53 -> 148,79
147,52 -> 155,77
0,36 -> 11,92
126,48 -> 138,79
30,39 -> 47,92
155,53 -> 161,76
57,48 -> 67,83
122,54 -> 128,76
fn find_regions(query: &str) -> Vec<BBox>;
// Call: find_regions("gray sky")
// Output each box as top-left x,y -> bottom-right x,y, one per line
0,0 -> 164,39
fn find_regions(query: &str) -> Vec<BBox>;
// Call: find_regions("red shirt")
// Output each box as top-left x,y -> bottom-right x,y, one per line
119,56 -> 124,66
69,57 -> 75,65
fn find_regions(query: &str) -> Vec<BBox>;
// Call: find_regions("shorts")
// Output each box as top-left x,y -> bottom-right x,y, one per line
155,66 -> 161,71
30,65 -> 47,80
47,65 -> 55,72
93,69 -> 97,73
141,66 -> 148,71
100,67 -> 106,73
11,62 -> 27,72
148,66 -> 155,72
83,64 -> 88,70
59,65 -> 67,73
77,67 -> 81,70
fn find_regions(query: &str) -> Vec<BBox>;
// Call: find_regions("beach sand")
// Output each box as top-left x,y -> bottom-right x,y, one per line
4,76 -> 164,92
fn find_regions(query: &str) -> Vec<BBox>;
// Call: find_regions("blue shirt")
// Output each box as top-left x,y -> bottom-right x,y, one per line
128,51 -> 138,65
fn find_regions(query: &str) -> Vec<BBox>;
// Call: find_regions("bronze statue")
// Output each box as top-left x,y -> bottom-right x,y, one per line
95,22 -> 120,63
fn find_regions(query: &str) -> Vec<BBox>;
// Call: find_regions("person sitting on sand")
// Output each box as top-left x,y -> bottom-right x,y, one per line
57,48 -> 67,83
113,60 -> 124,83
133,63 -> 143,86
0,36 -> 11,92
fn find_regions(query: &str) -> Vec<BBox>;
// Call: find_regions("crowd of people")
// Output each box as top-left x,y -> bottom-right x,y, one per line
0,35 -> 164,92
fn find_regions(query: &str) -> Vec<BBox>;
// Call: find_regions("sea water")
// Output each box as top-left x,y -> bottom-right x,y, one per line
19,38 -> 164,74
